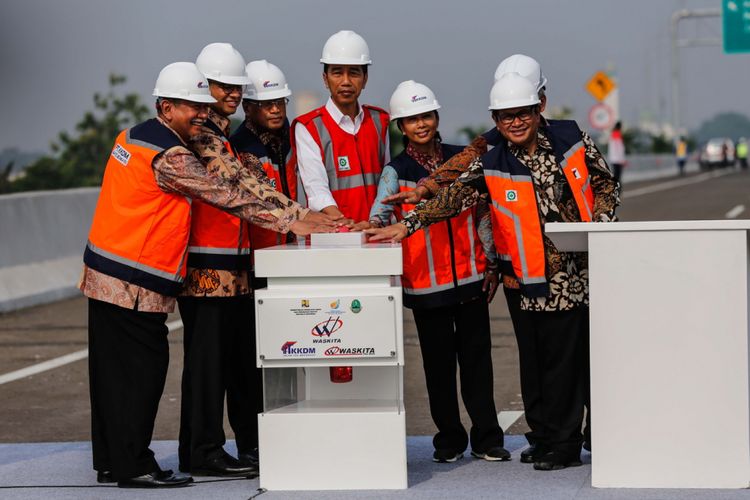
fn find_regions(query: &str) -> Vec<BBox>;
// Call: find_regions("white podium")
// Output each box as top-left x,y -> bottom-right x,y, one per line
546,221 -> 750,489
253,233 -> 407,491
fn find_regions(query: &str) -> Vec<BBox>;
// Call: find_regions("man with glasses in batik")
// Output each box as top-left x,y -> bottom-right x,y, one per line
231,60 -> 299,259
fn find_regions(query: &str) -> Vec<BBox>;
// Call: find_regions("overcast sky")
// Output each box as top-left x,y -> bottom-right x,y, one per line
2,0 -> 748,152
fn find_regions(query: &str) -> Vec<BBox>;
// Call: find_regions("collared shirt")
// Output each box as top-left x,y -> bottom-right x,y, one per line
402,127 -> 620,312
294,97 -> 390,212
79,116 -> 308,312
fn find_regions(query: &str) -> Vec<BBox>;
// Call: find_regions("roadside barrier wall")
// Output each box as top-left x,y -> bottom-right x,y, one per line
0,153 -> 693,312
0,188 -> 99,313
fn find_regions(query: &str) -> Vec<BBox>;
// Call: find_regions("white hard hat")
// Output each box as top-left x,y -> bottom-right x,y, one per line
152,62 -> 217,103
320,30 -> 372,65
243,60 -> 292,101
195,42 -> 251,85
494,54 -> 548,92
389,80 -> 441,120
489,72 -> 541,111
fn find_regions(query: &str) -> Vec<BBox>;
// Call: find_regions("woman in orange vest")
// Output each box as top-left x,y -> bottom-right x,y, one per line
363,81 -> 509,463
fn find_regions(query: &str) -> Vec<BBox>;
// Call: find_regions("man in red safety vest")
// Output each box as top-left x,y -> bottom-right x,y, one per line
292,30 -> 390,223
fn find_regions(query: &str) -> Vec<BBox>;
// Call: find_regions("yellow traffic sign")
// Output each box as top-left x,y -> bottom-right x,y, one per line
585,71 -> 616,102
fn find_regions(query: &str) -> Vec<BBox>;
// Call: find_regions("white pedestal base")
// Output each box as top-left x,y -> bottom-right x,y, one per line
258,403 -> 407,490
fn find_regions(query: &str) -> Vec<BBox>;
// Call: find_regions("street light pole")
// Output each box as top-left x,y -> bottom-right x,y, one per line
670,8 -> 720,135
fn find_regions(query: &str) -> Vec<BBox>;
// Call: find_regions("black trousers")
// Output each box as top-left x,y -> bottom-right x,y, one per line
412,297 -> 503,453
504,288 -> 589,455
88,298 -> 169,480
177,295 -> 262,469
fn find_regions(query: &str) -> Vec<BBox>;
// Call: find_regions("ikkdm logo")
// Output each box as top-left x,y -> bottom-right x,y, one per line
411,95 -> 427,103
281,341 -> 316,356
197,81 -> 207,88
311,316 -> 343,337
263,80 -> 279,88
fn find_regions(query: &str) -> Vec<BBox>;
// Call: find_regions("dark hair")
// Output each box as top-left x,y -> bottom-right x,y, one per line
397,111 -> 441,148
323,64 -> 368,76
614,121 -> 622,130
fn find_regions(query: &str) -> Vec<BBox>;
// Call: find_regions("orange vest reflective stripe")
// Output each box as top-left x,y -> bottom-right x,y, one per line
291,104 -> 389,221
186,119 -> 251,270
389,145 -> 487,309
483,120 -> 594,298
230,120 -> 297,250
83,119 -> 191,296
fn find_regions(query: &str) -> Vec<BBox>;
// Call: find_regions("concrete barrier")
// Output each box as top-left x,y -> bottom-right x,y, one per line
0,156 -> 697,313
0,188 -> 99,313
622,154 -> 698,183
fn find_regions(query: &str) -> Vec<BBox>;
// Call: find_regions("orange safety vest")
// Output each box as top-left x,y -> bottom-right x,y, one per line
230,120 -> 296,250
390,144 -> 487,309
186,119 -> 251,271
291,104 -> 389,222
483,120 -> 594,298
83,119 -> 192,296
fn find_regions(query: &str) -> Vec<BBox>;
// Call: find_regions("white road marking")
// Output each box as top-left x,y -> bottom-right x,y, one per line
497,410 -> 524,430
725,204 -> 746,219
623,170 -> 735,199
0,349 -> 89,385
0,319 -> 184,386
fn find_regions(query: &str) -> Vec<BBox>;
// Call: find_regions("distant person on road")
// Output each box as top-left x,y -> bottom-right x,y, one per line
737,137 -> 748,170
366,72 -> 620,471
79,62 -> 335,489
675,136 -> 688,176
360,80 -> 509,464
607,121 -> 626,185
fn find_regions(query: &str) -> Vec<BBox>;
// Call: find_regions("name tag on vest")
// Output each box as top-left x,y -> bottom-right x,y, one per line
337,156 -> 351,172
571,168 -> 582,179
112,144 -> 131,166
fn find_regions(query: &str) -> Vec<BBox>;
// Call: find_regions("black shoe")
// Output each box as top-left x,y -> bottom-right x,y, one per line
117,470 -> 193,488
238,448 -> 259,467
192,453 -> 259,478
533,451 -> 583,471
471,446 -> 511,462
520,443 -> 548,464
432,449 -> 463,463
96,470 -> 115,484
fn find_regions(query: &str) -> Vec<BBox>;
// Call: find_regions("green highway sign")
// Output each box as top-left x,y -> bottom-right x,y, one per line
723,0 -> 750,53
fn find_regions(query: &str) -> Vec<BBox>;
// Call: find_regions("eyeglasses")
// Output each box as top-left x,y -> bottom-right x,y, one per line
209,80 -> 244,95
495,105 -> 538,125
249,98 -> 289,109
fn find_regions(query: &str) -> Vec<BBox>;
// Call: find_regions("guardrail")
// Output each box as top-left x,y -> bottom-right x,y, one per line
0,188 -> 98,313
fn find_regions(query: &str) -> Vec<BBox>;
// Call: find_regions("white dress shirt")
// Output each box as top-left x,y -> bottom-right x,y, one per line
294,97 -> 390,212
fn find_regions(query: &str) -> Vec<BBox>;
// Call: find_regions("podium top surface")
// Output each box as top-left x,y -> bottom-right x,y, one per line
254,241 -> 402,278
546,220 -> 750,252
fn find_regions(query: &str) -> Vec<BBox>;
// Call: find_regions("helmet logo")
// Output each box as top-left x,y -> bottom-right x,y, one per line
197,81 -> 207,88
263,80 -> 279,88
411,95 -> 427,103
